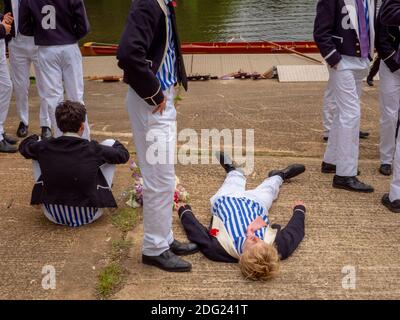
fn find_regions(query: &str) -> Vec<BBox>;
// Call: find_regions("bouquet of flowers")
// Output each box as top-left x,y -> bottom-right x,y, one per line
126,160 -> 190,210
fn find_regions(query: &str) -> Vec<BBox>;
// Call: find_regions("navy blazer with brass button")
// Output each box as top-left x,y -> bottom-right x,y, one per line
314,0 -> 376,67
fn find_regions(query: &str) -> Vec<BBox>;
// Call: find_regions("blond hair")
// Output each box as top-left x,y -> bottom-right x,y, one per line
239,242 -> 280,281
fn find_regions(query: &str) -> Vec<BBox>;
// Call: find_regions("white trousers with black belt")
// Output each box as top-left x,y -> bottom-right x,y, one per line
126,86 -> 176,256
38,44 -> 90,140
323,56 -> 369,177
8,35 -> 51,128
379,61 -> 400,166
0,39 -> 13,141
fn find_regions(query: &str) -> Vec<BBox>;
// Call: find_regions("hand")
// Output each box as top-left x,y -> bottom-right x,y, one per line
3,13 -> 13,25
246,216 -> 267,237
294,200 -> 305,208
1,21 -> 11,35
175,202 -> 187,212
152,96 -> 167,115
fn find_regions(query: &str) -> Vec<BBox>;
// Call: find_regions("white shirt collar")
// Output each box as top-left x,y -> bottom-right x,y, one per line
63,132 -> 82,139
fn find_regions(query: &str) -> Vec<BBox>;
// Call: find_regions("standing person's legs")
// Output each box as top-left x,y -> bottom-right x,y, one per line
38,46 -> 64,137
8,37 -> 31,128
210,170 -> 247,206
62,44 -> 90,140
379,62 -> 400,166
126,86 -> 176,257
31,43 -> 51,129
0,40 -> 13,142
389,133 -> 400,202
323,69 -> 339,166
322,77 -> 336,139
99,139 -> 117,187
328,68 -> 361,177
243,175 -> 283,212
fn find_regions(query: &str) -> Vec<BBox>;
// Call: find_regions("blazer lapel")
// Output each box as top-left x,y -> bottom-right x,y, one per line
344,0 -> 359,39
368,0 -> 376,56
11,0 -> 19,33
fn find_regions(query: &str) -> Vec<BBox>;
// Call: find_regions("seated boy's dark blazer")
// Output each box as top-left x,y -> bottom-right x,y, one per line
19,135 -> 130,208
178,205 -> 306,263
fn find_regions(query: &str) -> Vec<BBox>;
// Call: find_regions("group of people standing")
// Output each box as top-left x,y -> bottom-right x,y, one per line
314,0 -> 400,213
0,0 -> 90,154
3,0 -> 400,281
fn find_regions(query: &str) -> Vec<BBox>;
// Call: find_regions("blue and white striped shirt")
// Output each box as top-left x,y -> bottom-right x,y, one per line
156,0 -> 177,91
212,196 -> 270,256
43,204 -> 101,228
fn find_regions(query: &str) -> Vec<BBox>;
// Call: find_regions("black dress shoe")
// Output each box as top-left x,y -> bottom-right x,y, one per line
367,78 -> 374,87
16,122 -> 28,138
0,140 -> 18,153
41,127 -> 52,140
333,176 -> 374,193
268,164 -> 306,181
379,164 -> 392,176
323,136 -> 329,142
359,131 -> 370,139
216,151 -> 237,174
2,133 -> 18,145
322,162 -> 361,175
382,193 -> 400,213
170,240 -> 199,256
142,250 -> 192,272
321,161 -> 336,174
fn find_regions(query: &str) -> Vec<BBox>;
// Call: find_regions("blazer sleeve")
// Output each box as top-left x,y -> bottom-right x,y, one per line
0,24 -> 5,40
274,205 -> 306,260
313,0 -> 342,67
381,0 -> 400,26
96,140 -> 130,165
71,0 -> 90,40
19,0 -> 34,37
376,14 -> 400,72
18,135 -> 41,160
178,205 -> 238,263
117,0 -> 164,107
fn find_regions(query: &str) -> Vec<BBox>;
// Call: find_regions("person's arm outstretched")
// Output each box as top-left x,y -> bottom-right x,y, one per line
274,202 -> 306,260
19,135 -> 41,160
97,140 -> 130,165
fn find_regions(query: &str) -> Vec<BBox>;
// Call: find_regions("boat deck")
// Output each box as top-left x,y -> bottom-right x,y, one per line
81,53 -> 326,81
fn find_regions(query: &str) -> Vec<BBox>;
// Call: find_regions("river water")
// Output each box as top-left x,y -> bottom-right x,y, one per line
0,0 -> 317,43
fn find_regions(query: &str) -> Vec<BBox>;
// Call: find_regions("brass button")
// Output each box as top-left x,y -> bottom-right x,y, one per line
356,50 -> 360,53
356,43 -> 360,46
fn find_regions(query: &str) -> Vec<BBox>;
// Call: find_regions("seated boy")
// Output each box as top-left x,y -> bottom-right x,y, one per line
19,101 -> 130,227
177,152 -> 306,280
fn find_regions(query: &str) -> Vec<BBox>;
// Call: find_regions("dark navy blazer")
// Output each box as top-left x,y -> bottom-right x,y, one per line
19,0 -> 90,46
314,0 -> 376,67
376,7 -> 400,72
380,0 -> 400,25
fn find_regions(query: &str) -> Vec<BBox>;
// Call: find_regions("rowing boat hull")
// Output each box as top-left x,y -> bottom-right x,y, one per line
81,41 -> 320,56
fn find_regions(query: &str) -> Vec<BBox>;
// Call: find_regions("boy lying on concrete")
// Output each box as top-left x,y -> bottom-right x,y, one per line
177,153 -> 306,280
19,101 -> 130,227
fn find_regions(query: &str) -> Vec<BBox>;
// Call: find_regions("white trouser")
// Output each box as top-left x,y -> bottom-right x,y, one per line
323,58 -> 368,177
126,86 -> 177,256
379,61 -> 400,166
322,76 -> 336,138
390,132 -> 400,201
33,139 -> 116,225
210,170 -> 283,213
38,44 -> 90,140
8,35 -> 51,128
0,39 -> 13,141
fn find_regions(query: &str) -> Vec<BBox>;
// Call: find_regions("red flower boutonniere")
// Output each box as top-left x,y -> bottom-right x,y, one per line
172,1 -> 177,7
209,228 -> 219,237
